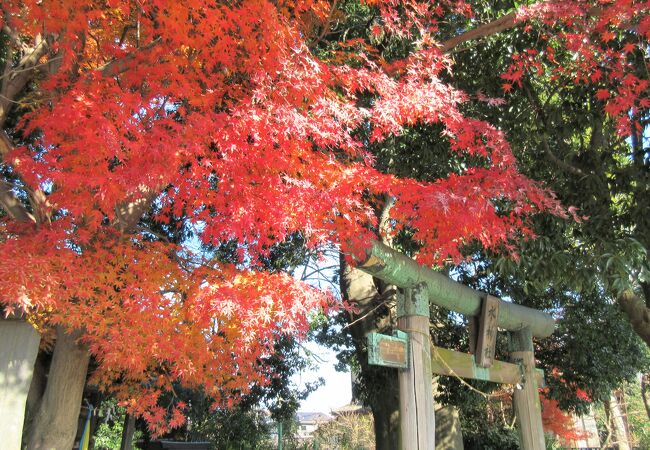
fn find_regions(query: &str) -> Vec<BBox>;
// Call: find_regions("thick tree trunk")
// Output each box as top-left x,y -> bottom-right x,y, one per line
23,351 -> 49,445
371,392 -> 400,450
26,326 -> 90,450
341,259 -> 400,450
119,414 -> 136,450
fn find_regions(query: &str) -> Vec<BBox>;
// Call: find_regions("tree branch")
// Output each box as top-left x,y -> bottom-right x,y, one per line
0,130 -> 12,157
440,12 -> 517,53
0,35 -> 50,128
618,289 -> 650,347
309,0 -> 339,49
1,128 -> 40,222
438,5 -> 605,54
0,181 -> 36,223
113,187 -> 157,233
0,129 -> 53,223
540,135 -> 587,177
522,82 -> 591,177
2,127 -> 155,229
97,37 -> 162,78
0,27 -> 160,229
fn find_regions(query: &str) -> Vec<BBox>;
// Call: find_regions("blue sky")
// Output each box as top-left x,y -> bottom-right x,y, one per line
293,341 -> 352,414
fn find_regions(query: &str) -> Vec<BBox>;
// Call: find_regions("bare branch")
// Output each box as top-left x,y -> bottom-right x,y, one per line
0,128 -> 41,222
342,298 -> 392,330
540,135 -> 587,177
440,6 -> 603,54
309,0 -> 340,49
440,12 -> 517,53
113,187 -> 157,233
522,82 -> 590,177
0,35 -> 50,128
0,130 -> 12,157
97,37 -> 162,78
0,181 -> 36,223
0,130 -> 53,223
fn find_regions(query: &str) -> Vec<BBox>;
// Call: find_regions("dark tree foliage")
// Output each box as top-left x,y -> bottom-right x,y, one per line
316,0 -> 649,445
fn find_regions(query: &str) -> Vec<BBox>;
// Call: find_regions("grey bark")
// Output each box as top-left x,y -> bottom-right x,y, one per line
119,414 -> 136,450
341,258 -> 400,450
22,351 -> 48,445
0,33 -> 50,129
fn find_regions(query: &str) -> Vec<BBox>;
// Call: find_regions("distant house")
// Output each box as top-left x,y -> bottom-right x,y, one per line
562,413 -> 601,449
296,412 -> 332,439
330,403 -> 370,417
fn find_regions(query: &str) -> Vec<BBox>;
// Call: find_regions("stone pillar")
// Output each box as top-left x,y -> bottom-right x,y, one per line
0,318 -> 41,450
435,406 -> 464,450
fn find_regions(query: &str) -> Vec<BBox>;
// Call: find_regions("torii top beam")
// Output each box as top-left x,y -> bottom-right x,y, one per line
357,241 -> 555,338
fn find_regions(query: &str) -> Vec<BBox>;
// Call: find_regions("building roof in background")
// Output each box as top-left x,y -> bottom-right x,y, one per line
330,403 -> 370,416
296,412 -> 332,424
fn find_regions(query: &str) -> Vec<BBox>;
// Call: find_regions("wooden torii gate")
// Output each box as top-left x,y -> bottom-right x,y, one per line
360,241 -> 553,450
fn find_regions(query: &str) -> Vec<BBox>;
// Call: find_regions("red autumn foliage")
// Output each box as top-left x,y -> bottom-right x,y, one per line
541,389 -> 591,442
509,0 -> 650,135
0,0 -> 646,434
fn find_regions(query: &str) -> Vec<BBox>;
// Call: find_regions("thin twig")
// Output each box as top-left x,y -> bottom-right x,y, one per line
342,298 -> 392,330
310,0 -> 339,48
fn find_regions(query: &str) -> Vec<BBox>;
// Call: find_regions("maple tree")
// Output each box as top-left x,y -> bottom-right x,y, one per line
540,389 -> 590,443
0,0 -> 648,447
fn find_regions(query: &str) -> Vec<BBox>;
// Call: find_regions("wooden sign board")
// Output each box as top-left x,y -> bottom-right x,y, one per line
475,295 -> 500,368
367,331 -> 409,369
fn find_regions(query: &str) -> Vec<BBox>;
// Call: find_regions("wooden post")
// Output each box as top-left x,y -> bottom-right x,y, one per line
0,318 -> 40,450
510,328 -> 545,450
397,285 -> 435,450
468,317 -> 478,355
